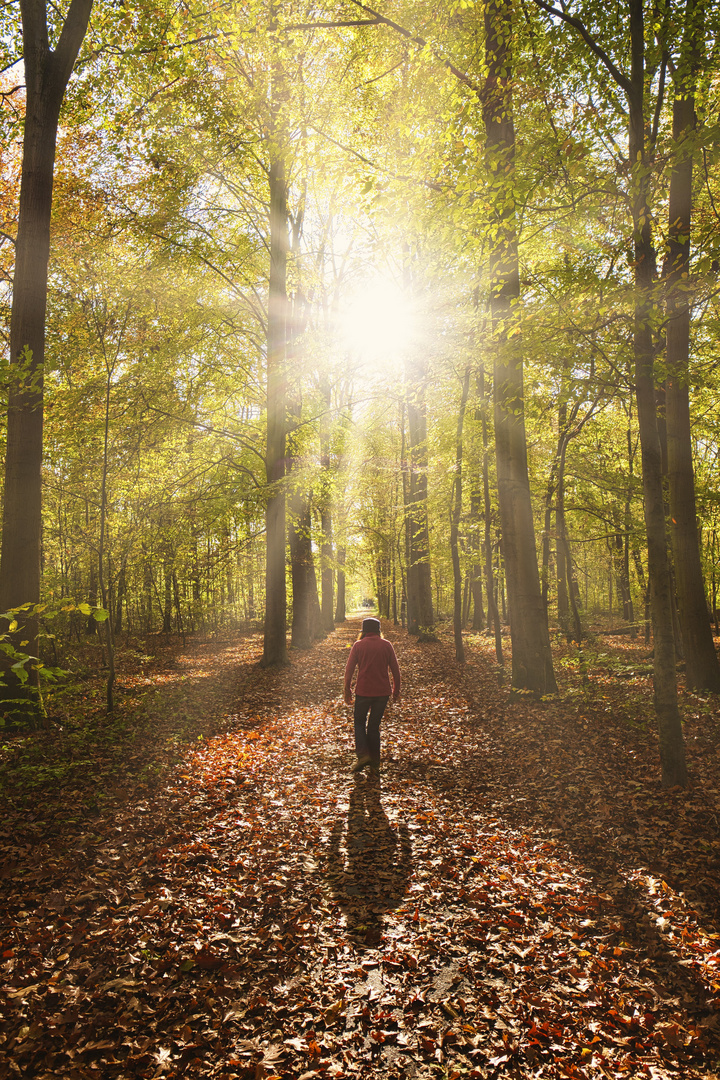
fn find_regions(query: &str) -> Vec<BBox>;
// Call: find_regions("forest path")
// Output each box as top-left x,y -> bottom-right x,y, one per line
3,619 -> 720,1078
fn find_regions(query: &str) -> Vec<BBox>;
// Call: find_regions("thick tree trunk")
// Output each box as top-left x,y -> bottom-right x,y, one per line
483,0 -> 556,695
262,147 -> 289,666
0,0 -> 93,714
664,30 -> 720,691
628,0 -> 686,784
289,493 -> 322,649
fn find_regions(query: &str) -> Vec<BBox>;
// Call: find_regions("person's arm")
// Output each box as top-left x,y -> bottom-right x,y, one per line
344,644 -> 359,704
387,642 -> 401,700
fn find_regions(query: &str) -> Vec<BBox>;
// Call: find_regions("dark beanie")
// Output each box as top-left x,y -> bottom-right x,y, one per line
362,617 -> 381,634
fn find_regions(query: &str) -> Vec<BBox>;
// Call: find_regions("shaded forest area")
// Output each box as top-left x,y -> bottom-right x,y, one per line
3,621 -> 720,1078
3,0 -> 720,1076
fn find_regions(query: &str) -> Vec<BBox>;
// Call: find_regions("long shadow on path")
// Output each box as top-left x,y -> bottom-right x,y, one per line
326,776 -> 412,947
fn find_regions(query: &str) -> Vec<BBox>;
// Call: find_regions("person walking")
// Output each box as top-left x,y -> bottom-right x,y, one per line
344,617 -> 401,776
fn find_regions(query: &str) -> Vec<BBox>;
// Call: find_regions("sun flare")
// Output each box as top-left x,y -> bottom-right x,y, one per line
337,279 -> 419,367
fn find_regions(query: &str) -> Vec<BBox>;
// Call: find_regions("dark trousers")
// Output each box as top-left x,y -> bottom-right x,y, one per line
353,695 -> 389,763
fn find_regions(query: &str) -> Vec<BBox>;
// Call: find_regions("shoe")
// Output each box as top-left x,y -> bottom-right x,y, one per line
351,756 -> 371,773
369,762 -> 381,777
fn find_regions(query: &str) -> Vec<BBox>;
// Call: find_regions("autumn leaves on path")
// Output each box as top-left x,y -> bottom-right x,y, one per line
3,622 -> 720,1078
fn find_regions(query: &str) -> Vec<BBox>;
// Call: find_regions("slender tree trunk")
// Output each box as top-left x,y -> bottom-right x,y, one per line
664,9 -> 720,690
612,504 -> 633,624
483,0 -> 555,695
262,145 -> 289,666
173,571 -> 184,640
555,442 -> 581,641
479,364 -> 503,665
628,0 -> 686,784
334,544 -> 346,622
114,557 -> 126,637
320,506 -> 334,633
469,374 -> 485,632
98,375 -> 115,712
0,0 -> 93,715
712,529 -> 719,635
405,357 -> 435,639
451,367 -> 471,663
624,423 -> 636,637
86,562 -> 98,635
163,550 -> 173,634
400,402 -> 414,634
563,530 -> 583,645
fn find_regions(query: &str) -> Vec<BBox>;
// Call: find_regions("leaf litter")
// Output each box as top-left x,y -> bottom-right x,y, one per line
1,621 -> 720,1078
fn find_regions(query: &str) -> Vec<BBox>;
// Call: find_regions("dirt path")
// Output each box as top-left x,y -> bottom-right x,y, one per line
2,621 -> 720,1078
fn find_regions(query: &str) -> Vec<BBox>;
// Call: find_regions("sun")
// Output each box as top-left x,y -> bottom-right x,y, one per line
337,279 -> 419,368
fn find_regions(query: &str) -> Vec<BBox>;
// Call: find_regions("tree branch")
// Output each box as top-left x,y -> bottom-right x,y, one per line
286,18 -> 381,28
307,123 -> 444,191
345,0 -> 483,96
530,0 -> 632,96
51,0 -> 93,87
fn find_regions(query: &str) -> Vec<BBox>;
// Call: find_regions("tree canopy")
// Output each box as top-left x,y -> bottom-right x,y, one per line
1,0 -> 720,786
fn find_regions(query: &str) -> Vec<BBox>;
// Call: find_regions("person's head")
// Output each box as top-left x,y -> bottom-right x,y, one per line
358,617 -> 382,640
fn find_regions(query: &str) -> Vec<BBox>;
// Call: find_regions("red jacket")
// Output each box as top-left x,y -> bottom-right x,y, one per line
344,635 -> 401,698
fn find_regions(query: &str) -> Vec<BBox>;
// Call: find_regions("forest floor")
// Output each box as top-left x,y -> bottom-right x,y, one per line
2,619 -> 720,1080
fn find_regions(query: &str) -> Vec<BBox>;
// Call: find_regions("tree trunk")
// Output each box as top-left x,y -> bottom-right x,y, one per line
98,371 -> 115,712
289,493 -> 322,649
628,0 -> 686,784
405,357 -> 435,639
556,439 -> 581,642
0,0 -> 93,715
400,402 -> 414,633
469,380 -> 485,632
334,544 -> 346,622
451,367 -> 471,663
624,423 -> 636,637
483,0 -> 556,695
163,556 -> 173,634
114,557 -> 126,637
479,363 -> 503,666
320,506 -> 334,633
664,10 -> 720,690
262,145 -> 289,666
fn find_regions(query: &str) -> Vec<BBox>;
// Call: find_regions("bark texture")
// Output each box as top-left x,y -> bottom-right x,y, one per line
628,0 -> 687,783
664,6 -> 720,691
483,0 -> 556,695
262,148 -> 289,666
0,0 -> 93,712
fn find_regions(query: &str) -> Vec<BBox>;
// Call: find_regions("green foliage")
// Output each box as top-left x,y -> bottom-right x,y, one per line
0,602 -> 108,728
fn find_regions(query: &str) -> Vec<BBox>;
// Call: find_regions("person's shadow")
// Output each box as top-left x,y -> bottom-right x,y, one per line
326,779 -> 412,946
